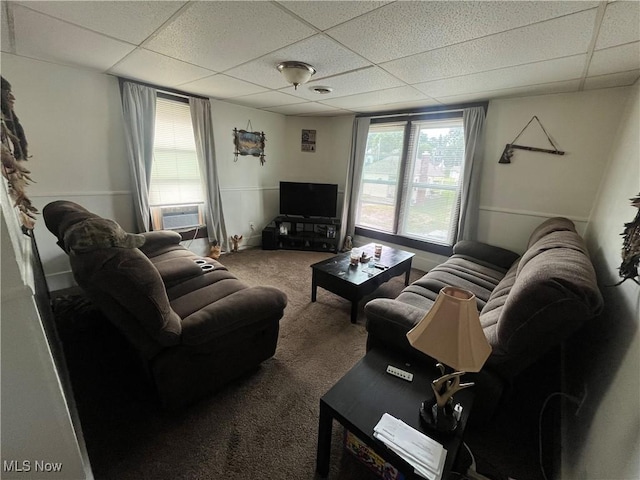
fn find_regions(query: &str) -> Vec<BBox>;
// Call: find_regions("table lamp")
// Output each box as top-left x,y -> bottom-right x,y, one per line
406,286 -> 491,433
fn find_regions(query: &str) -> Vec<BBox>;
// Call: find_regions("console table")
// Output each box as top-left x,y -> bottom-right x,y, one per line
316,348 -> 473,479
262,215 -> 341,253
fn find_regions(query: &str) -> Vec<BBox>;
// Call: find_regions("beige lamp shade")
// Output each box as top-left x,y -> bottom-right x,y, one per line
406,286 -> 491,372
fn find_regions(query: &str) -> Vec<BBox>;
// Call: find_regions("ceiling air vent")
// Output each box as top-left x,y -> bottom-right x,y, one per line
311,86 -> 333,95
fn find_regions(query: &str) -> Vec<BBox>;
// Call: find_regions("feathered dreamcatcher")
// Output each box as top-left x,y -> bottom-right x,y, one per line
1,76 -> 37,229
614,193 -> 640,286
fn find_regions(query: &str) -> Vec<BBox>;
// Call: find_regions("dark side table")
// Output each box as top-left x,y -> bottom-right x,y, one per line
316,348 -> 473,479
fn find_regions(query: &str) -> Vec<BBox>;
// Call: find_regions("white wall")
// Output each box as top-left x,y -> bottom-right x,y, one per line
208,100 -> 287,250
1,53 -> 133,291
561,84 -> 640,479
479,88 -> 630,253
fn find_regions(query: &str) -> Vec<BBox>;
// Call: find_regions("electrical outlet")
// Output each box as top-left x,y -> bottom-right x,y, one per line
249,222 -> 255,231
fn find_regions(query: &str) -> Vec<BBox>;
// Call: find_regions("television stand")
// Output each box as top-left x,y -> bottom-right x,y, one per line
262,215 -> 341,253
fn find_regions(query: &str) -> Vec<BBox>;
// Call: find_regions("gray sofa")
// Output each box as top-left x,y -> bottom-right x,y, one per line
365,217 -> 603,417
44,200 -> 288,409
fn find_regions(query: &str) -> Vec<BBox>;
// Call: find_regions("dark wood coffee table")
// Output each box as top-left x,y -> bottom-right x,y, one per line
316,348 -> 473,479
310,243 -> 415,323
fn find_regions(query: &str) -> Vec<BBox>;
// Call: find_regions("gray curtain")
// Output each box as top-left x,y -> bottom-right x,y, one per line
121,82 -> 157,232
189,98 -> 228,252
339,116 -> 370,250
457,106 -> 486,241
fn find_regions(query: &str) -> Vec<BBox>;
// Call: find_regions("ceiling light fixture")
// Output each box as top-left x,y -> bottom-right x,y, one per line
277,61 -> 316,90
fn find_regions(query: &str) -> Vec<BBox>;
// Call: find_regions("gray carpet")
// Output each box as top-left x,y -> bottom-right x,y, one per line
54,248 -> 546,480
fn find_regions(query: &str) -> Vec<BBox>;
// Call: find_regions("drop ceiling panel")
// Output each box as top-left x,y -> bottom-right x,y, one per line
264,102 -> 346,116
276,1 -> 390,31
584,70 -> 640,90
178,74 -> 268,99
588,42 -> 640,76
355,98 -> 441,114
435,80 -> 581,104
4,0 -> 638,116
321,86 -> 430,109
381,10 -> 596,85
229,91 -> 304,108
413,55 -> 586,98
144,1 -> 316,72
286,66 -> 405,101
12,5 -> 135,71
225,34 -> 371,90
15,1 -> 186,45
595,0 -> 640,50
109,48 -> 214,87
327,1 -> 598,64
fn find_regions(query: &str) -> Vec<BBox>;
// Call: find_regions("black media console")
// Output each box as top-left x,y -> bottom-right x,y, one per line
262,215 -> 341,253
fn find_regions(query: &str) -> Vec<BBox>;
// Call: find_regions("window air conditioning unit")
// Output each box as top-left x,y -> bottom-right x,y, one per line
161,205 -> 201,230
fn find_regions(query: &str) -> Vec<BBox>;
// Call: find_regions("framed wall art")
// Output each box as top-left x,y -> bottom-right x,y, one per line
233,124 -> 266,165
301,129 -> 316,152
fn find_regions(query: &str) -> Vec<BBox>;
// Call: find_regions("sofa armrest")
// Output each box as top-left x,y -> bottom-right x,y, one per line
139,230 -> 183,256
453,240 -> 519,271
365,298 -> 427,355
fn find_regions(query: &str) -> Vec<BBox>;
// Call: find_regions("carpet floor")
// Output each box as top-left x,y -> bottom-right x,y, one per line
53,247 -> 550,480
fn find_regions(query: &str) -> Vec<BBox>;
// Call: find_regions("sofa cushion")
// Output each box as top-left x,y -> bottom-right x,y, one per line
417,255 -> 507,307
70,248 -> 182,346
180,286 -> 288,346
526,216 -> 576,249
453,240 -> 520,271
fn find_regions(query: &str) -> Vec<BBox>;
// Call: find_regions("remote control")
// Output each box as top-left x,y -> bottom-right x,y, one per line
386,365 -> 413,382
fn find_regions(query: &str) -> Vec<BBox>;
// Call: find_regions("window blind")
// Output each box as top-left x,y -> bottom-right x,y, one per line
149,97 -> 204,207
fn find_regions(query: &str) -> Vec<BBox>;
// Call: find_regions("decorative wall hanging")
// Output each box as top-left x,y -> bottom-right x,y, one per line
301,129 -> 316,152
613,193 -> 640,286
233,121 -> 266,165
1,76 -> 37,230
499,115 -> 565,164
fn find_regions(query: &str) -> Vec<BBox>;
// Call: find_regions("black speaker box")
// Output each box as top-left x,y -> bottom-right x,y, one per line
262,227 -> 277,250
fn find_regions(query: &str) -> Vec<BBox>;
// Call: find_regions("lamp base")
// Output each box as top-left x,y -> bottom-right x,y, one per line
419,400 -> 463,435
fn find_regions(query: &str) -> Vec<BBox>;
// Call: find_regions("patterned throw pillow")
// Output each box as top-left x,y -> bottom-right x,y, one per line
63,217 -> 145,254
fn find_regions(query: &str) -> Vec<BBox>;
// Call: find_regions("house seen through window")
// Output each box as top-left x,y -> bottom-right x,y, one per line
149,96 -> 205,231
356,115 -> 465,248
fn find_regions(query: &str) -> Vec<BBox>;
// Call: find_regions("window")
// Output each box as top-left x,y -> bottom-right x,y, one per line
356,114 -> 465,250
149,96 -> 205,230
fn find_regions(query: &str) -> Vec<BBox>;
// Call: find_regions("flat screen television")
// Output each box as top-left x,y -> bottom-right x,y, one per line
279,181 -> 338,218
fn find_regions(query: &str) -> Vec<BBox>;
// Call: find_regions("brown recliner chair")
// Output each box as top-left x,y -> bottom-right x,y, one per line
44,200 -> 287,409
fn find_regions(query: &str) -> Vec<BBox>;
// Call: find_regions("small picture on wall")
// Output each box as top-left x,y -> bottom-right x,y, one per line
301,129 -> 316,152
233,128 -> 266,165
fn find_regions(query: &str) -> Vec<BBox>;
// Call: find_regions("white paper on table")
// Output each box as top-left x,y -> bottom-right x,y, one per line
373,413 -> 447,479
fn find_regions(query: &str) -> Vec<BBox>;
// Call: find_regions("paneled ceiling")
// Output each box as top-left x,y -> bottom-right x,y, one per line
2,1 -> 639,116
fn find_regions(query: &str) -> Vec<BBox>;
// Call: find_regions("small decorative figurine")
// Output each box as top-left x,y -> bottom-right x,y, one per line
342,235 -> 353,252
207,240 -> 221,259
230,234 -> 243,253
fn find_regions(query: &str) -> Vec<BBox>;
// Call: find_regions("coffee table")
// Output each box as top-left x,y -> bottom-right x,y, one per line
316,348 -> 473,479
310,243 -> 415,323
